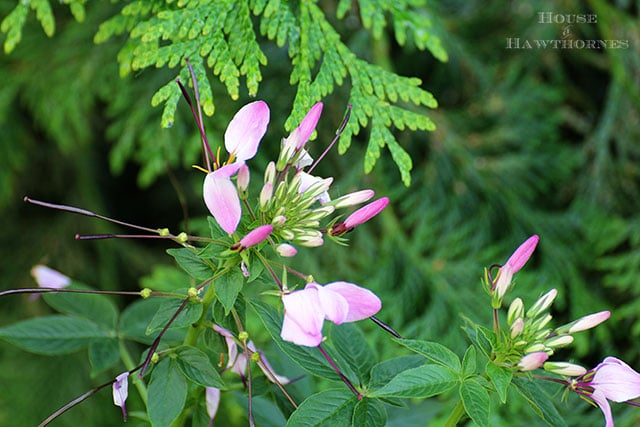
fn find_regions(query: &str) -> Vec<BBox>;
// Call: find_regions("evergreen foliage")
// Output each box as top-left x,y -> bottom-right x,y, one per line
1,0 -> 640,426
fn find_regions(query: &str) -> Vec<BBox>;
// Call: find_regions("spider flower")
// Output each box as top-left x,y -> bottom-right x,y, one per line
281,281 -> 382,347
203,101 -> 270,234
279,102 -> 323,169
572,357 -> 640,427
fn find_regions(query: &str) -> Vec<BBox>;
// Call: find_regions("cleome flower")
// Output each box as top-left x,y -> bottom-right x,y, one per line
569,357 -> 640,427
203,101 -> 270,234
281,281 -> 382,347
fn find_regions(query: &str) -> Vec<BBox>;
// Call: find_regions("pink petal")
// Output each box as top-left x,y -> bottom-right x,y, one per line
30,265 -> 71,289
203,172 -> 241,234
343,197 -> 389,229
281,288 -> 325,347
593,357 -> 640,402
289,102 -> 323,150
517,352 -> 549,371
212,325 -> 238,370
225,101 -> 270,162
323,281 -> 382,322
309,283 -> 349,325
205,387 -> 221,421
255,349 -> 291,385
506,235 -> 539,272
567,311 -> 611,333
590,389 -> 615,427
112,372 -> 129,421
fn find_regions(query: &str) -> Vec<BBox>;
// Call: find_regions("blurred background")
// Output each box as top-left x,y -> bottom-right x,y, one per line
1,0 -> 639,425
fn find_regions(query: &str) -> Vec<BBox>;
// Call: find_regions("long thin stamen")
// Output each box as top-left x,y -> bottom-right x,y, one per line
0,287 -> 156,298
24,197 -> 158,234
317,344 -> 362,399
370,316 -> 402,338
307,104 -> 351,174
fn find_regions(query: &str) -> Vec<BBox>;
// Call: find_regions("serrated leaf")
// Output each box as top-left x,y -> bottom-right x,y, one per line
167,247 -> 213,280
174,345 -> 225,388
395,338 -> 461,372
512,377 -> 568,427
327,322 -> 376,384
461,345 -> 477,377
460,377 -> 490,427
0,315 -> 110,355
145,297 -> 203,335
352,398 -> 387,427
286,389 -> 357,427
370,364 -> 458,399
485,362 -> 512,404
216,268 -> 245,315
148,358 -> 187,427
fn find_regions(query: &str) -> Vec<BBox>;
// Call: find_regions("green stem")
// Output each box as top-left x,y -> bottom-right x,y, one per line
183,279 -> 218,347
444,400 -> 466,427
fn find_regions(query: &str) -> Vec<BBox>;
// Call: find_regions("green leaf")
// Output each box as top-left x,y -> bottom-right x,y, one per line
460,377 -> 490,427
43,286 -> 118,329
395,338 -> 461,372
148,358 -> 187,427
119,298 -> 188,345
216,268 -> 245,314
140,265 -> 191,292
146,298 -> 203,335
174,345 -> 225,388
512,377 -> 568,427
352,398 -> 387,427
0,315 -> 110,355
485,362 -> 512,404
286,389 -> 357,427
167,248 -> 213,280
249,299 -> 339,380
461,345 -> 477,377
88,338 -> 121,376
369,355 -> 425,388
370,365 -> 458,399
327,322 -> 376,384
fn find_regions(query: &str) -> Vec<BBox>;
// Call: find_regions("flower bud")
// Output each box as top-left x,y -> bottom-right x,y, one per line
543,361 -> 587,377
237,225 -> 273,249
510,318 -> 524,338
524,343 -> 547,353
276,243 -> 297,257
331,190 -> 375,209
518,352 -> 549,371
271,215 -> 287,226
530,314 -> 553,332
556,310 -> 611,334
527,289 -> 558,318
544,334 -> 574,348
264,161 -> 276,185
259,182 -> 273,210
237,164 -> 250,194
344,197 -> 389,229
507,298 -> 524,325
494,235 -> 539,299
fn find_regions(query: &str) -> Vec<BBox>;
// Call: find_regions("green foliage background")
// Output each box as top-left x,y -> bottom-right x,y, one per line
1,0 -> 639,425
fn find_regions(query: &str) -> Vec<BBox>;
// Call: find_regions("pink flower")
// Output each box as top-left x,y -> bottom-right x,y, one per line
330,197 -> 389,236
112,372 -> 129,421
573,357 -> 640,427
281,281 -> 382,347
203,101 -> 270,234
493,235 -> 539,298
